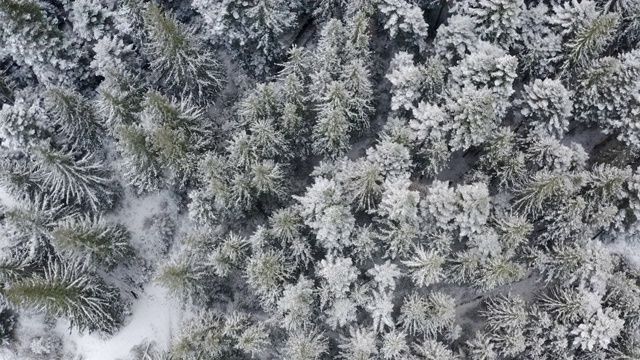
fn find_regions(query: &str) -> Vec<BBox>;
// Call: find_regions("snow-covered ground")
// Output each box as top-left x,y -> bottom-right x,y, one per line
57,283 -> 182,360
56,189 -> 186,359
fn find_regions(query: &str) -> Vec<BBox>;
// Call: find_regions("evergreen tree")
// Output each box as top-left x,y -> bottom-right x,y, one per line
95,68 -> 145,128
31,144 -> 116,211
114,123 -> 164,193
413,339 -> 461,360
461,0 -> 524,47
565,13 -> 620,68
277,276 -> 315,331
44,86 -> 104,148
283,330 -> 328,360
143,3 -> 224,102
0,96 -> 48,152
339,327 -> 378,360
446,86 -> 497,152
378,0 -> 429,50
434,15 -> 480,63
381,330 -> 409,359
312,81 -> 353,158
245,249 -> 292,308
2,259 -> 123,333
51,216 -> 133,269
0,0 -> 73,84
191,0 -> 300,72
520,78 -> 573,138
402,246 -> 445,288
170,311 -> 235,359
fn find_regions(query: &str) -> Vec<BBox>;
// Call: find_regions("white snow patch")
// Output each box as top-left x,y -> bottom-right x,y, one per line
0,186 -> 18,208
58,283 -> 182,360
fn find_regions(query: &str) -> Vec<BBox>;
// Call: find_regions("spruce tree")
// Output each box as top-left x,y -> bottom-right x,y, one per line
44,86 -> 104,148
51,216 -> 133,270
143,3 -> 224,103
2,259 -> 124,333
31,144 -> 116,211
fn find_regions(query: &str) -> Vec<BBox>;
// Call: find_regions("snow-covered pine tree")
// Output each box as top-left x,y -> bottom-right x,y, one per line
51,216 -> 133,269
312,80 -> 353,158
141,91 -> 205,181
0,95 -> 49,152
446,86 -> 497,152
520,78 -> 573,139
381,330 -> 409,359
44,86 -> 104,149
0,0 -> 74,84
114,123 -> 164,193
170,311 -> 234,359
31,144 -> 116,212
95,68 -> 146,129
459,0 -> 524,48
378,0 -> 430,50
517,2 -> 563,77
412,338 -> 461,360
2,259 -> 123,333
402,246 -> 446,288
410,102 -> 451,177
283,329 -> 329,360
338,326 -> 379,360
67,0 -> 117,42
142,3 -> 224,103
245,249 -> 292,308
191,0 -> 300,73
0,158 -> 42,202
277,276 -> 315,331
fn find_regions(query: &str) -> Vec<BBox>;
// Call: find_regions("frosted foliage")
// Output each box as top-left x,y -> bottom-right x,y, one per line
318,256 -> 358,298
378,176 -> 420,224
572,308 -> 624,351
277,277 -> 314,331
144,4 -> 224,102
387,52 -> 425,111
450,42 -> 517,117
366,139 -> 412,178
378,0 -> 429,48
551,0 -> 599,37
413,339 -> 459,359
0,1 -> 68,84
527,136 -> 587,172
466,0 -> 524,46
191,0 -> 298,62
367,261 -> 403,292
381,331 -> 408,359
69,0 -> 116,41
314,204 -> 355,251
339,327 -> 378,360
313,81 -> 352,158
0,98 -> 47,152
456,183 -> 490,236
284,331 -> 328,360
575,50 -> 640,149
447,86 -> 496,151
367,291 -> 395,332
424,180 -> 458,231
519,3 -> 563,76
521,79 -> 573,138
296,178 -> 343,221
90,35 -> 135,75
326,298 -> 357,329
402,247 -> 445,287
434,15 -> 479,62
410,102 -> 450,145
